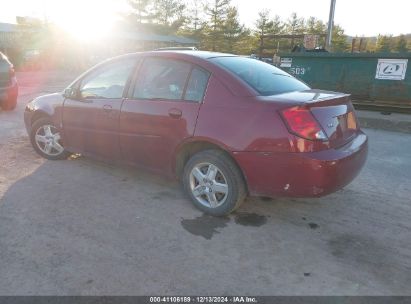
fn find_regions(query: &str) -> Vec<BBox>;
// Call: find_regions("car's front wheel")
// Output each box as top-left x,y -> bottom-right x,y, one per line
183,150 -> 247,216
30,117 -> 70,160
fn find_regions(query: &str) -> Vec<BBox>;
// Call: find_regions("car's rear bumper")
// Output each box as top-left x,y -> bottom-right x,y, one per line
233,131 -> 368,197
0,78 -> 18,102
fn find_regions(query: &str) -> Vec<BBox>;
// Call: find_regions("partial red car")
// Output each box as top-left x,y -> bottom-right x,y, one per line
24,51 -> 368,215
0,52 -> 18,111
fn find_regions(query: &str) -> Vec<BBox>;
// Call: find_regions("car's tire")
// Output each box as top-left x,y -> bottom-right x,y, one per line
183,149 -> 247,216
30,117 -> 70,160
1,95 -> 17,111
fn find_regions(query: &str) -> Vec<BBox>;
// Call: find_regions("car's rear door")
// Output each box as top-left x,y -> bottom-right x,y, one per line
119,57 -> 210,173
63,58 -> 137,160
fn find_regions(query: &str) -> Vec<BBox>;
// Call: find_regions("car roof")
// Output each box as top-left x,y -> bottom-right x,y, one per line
150,50 -> 237,59
114,50 -> 238,61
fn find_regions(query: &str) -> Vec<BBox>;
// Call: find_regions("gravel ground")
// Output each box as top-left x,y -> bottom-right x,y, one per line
0,71 -> 410,295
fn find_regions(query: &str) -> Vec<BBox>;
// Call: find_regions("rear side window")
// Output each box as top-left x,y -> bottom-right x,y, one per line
211,56 -> 309,96
133,58 -> 191,100
184,67 -> 210,102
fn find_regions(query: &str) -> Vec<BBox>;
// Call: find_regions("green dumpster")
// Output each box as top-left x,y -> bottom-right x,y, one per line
278,52 -> 411,111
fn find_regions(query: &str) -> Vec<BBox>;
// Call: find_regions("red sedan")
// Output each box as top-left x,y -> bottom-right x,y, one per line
0,52 -> 18,111
24,51 -> 368,216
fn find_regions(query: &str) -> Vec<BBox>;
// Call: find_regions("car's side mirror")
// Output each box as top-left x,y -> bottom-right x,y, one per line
63,87 -> 77,99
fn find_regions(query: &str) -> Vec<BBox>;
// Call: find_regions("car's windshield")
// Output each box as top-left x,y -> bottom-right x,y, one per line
211,56 -> 309,96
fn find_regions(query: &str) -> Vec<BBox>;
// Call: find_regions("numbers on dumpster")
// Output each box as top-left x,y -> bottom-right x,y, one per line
289,67 -> 306,76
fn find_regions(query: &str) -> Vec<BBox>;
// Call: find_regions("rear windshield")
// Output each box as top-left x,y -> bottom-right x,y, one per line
211,56 -> 309,96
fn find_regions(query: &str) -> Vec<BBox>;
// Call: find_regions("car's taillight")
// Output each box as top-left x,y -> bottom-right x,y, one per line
281,106 -> 327,141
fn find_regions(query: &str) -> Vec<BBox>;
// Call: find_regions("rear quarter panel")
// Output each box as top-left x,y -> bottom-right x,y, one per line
194,75 -> 294,153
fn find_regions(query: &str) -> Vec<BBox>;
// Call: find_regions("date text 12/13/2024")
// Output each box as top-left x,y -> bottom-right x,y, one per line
149,296 -> 257,303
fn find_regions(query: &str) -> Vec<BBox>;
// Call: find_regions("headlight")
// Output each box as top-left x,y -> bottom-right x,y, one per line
25,99 -> 36,111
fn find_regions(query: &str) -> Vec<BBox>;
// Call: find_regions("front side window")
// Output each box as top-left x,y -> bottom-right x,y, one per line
79,59 -> 135,99
211,56 -> 309,96
133,58 -> 191,100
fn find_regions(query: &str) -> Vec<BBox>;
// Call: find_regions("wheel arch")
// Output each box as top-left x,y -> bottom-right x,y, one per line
173,138 -> 249,193
31,110 -> 52,127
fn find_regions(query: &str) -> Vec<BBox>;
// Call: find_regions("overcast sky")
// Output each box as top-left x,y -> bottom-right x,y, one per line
0,0 -> 409,37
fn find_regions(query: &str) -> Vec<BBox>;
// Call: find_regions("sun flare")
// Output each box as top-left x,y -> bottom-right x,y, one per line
45,0 -> 125,42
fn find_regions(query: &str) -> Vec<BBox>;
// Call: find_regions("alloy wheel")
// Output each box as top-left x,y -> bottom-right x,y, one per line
189,162 -> 229,208
34,124 -> 65,157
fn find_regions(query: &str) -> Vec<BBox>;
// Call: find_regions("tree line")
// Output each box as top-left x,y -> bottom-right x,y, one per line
373,35 -> 410,53
6,0 -> 410,70
125,0 -> 410,55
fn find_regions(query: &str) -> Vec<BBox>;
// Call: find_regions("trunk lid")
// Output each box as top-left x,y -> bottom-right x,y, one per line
273,90 -> 359,148
308,95 -> 358,148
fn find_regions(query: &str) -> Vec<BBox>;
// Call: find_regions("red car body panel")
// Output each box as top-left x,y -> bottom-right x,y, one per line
119,98 -> 200,174
63,97 -> 123,160
234,132 -> 367,197
24,51 -> 368,198
0,52 -> 18,108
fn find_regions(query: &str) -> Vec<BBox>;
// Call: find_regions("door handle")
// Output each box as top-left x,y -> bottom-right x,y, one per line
103,104 -> 112,113
168,108 -> 182,119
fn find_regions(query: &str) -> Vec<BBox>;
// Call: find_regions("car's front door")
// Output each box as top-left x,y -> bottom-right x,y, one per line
119,57 -> 210,173
63,58 -> 137,160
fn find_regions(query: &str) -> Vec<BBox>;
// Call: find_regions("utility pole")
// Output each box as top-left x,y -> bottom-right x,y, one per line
326,0 -> 337,50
